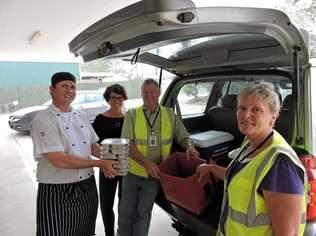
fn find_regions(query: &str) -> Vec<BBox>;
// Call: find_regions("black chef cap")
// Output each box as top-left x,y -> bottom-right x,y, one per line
51,72 -> 76,86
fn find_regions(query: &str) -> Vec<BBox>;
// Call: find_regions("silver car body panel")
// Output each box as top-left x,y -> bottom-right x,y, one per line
68,0 -> 314,235
69,0 -> 308,68
69,0 -> 311,152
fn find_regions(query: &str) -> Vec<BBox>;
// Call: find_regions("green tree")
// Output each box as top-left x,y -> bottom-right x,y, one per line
80,60 -> 113,73
278,0 -> 316,57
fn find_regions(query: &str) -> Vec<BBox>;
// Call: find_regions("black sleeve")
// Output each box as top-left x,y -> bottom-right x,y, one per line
92,114 -> 103,144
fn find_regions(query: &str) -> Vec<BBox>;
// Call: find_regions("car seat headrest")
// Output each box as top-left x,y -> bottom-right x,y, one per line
282,95 -> 292,109
222,94 -> 237,108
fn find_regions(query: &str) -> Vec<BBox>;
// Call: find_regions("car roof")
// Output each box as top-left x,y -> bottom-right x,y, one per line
69,0 -> 309,76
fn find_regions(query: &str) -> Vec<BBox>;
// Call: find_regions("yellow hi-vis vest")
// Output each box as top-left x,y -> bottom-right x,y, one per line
218,130 -> 307,236
129,106 -> 172,178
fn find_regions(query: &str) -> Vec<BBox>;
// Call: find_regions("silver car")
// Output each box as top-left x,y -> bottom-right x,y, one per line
69,0 -> 315,235
8,90 -> 108,132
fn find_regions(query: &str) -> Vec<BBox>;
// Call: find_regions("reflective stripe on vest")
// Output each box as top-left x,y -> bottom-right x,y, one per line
221,131 -> 307,236
129,106 -> 172,178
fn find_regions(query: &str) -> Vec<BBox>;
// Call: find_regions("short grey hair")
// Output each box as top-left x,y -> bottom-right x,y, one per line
141,78 -> 159,89
237,82 -> 280,116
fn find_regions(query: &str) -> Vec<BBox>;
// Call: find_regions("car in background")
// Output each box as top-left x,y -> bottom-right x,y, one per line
8,90 -> 108,132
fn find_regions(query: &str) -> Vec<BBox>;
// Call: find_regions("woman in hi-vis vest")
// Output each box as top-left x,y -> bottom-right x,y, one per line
197,82 -> 307,236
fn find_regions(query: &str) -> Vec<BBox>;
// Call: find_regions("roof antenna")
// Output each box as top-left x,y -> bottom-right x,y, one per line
131,48 -> 140,65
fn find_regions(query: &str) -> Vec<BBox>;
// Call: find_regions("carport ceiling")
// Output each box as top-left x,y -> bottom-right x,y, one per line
0,0 -> 139,62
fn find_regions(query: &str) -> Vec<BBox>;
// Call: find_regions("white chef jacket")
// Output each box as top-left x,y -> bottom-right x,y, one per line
31,104 -> 98,184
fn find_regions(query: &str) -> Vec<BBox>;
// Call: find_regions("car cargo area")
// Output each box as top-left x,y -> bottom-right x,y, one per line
154,72 -> 295,235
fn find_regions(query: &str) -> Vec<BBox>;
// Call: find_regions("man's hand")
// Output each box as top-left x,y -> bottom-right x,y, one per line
143,160 -> 160,179
186,145 -> 200,160
99,159 -> 119,178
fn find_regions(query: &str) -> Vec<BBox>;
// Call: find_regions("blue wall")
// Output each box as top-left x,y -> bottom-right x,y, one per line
0,61 -> 80,88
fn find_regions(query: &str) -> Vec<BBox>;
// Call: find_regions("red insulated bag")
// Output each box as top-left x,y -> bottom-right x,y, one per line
159,152 -> 215,215
300,155 -> 316,221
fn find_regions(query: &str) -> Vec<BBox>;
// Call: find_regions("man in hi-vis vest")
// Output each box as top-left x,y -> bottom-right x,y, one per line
117,78 -> 199,236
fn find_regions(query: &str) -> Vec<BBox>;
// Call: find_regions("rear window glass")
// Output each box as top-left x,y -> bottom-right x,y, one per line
176,81 -> 214,116
220,80 -> 292,108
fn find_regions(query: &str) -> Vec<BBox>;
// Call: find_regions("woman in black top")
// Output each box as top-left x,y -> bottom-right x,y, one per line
92,84 -> 127,236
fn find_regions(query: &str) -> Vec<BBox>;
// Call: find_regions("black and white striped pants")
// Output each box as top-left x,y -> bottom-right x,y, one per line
36,176 -> 98,236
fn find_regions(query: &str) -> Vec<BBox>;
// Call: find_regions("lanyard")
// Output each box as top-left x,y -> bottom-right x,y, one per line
226,131 -> 273,187
143,106 -> 160,134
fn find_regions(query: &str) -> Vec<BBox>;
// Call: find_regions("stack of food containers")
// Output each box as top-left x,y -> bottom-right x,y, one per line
101,138 -> 129,176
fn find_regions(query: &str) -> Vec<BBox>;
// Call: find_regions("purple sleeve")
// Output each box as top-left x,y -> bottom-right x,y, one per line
259,154 -> 304,194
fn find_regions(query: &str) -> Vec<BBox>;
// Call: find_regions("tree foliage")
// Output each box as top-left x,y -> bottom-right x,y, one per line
278,0 -> 316,57
80,60 -> 113,73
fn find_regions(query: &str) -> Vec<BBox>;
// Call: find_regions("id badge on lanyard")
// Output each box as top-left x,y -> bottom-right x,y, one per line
149,129 -> 157,147
144,108 -> 160,147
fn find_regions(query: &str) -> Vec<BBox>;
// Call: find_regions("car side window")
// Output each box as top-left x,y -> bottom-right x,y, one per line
278,81 -> 292,105
220,80 -> 292,108
176,82 -> 214,116
218,81 -> 250,105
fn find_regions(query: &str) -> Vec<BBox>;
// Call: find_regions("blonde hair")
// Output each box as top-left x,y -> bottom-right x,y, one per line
237,82 -> 280,116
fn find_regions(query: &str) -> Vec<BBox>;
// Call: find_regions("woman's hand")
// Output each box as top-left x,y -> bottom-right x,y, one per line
196,164 -> 213,182
197,163 -> 226,181
91,143 -> 102,158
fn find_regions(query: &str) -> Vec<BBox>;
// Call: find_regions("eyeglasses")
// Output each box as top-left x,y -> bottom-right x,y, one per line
110,95 -> 124,100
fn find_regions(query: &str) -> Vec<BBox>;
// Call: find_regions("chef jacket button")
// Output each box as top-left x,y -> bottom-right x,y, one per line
72,144 -> 75,146
79,176 -> 82,179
